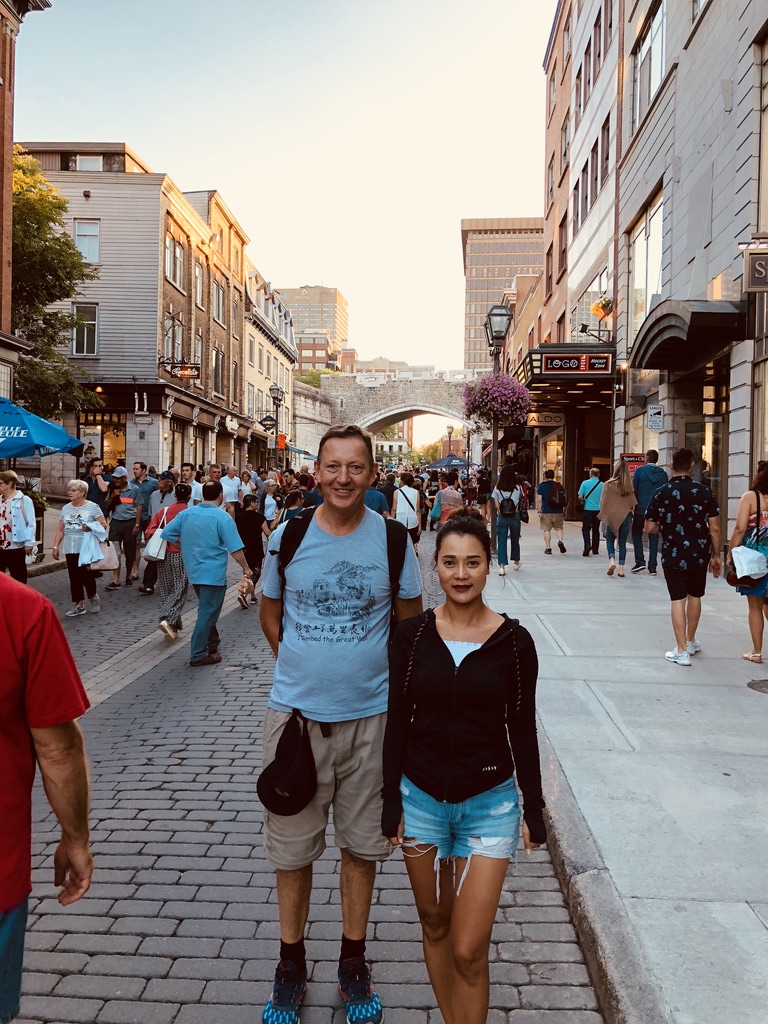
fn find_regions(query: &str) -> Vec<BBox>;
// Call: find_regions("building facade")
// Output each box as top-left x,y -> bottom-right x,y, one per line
461,218 -> 545,373
21,142 -> 295,485
0,0 -> 50,398
276,285 -> 349,348
294,330 -> 340,374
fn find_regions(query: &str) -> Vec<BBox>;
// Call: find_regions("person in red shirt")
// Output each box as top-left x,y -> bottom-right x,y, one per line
0,575 -> 93,1023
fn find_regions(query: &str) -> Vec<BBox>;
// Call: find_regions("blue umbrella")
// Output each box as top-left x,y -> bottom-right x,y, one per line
426,455 -> 473,470
0,397 -> 84,458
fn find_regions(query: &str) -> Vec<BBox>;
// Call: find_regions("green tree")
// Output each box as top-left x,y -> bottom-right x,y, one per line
11,146 -> 102,418
293,368 -> 340,389
413,440 -> 442,465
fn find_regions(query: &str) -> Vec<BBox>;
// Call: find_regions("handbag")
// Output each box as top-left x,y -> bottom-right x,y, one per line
143,508 -> 168,562
90,540 -> 119,571
726,491 -> 768,587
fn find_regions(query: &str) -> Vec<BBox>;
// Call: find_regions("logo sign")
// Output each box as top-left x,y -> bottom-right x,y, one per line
527,412 -> 565,427
170,363 -> 201,379
277,433 -> 286,449
0,426 -> 30,443
259,415 -> 277,430
647,404 -> 664,430
744,249 -> 768,292
620,453 -> 646,478
541,353 -> 613,373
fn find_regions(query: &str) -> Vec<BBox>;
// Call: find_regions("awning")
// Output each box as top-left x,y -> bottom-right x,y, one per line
631,299 -> 745,371
481,426 -> 534,459
286,444 -> 318,460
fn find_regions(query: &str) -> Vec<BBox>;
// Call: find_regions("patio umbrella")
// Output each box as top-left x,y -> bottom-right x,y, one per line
425,455 -> 473,470
0,397 -> 84,459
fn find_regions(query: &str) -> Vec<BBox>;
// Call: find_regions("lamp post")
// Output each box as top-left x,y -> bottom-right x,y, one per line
484,304 -> 513,557
446,423 -> 453,459
268,383 -> 284,467
465,426 -> 472,487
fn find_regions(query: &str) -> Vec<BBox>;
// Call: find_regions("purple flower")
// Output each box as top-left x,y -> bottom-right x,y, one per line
462,374 -> 530,428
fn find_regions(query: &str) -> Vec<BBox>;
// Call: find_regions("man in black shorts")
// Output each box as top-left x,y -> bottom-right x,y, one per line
645,447 -> 721,666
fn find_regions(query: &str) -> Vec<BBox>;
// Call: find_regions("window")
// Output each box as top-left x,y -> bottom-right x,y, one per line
601,116 -> 611,185
593,12 -> 602,76
233,247 -> 240,276
76,155 -> 102,171
194,332 -> 202,385
72,304 -> 98,355
212,280 -> 225,324
629,193 -> 664,346
548,64 -> 557,119
558,213 -> 568,274
633,1 -> 665,130
547,156 -> 555,209
232,298 -> 239,338
195,262 -> 204,307
258,344 -> 264,372
561,112 -> 570,173
165,235 -> 183,288
248,383 -> 255,418
212,348 -> 224,394
545,245 -> 553,298
231,361 -> 238,403
590,142 -> 599,206
563,11 -> 572,65
692,0 -> 711,16
165,236 -> 174,280
248,333 -> 256,366
556,313 -> 566,344
575,66 -> 583,126
581,163 -> 589,222
759,38 -> 768,232
266,352 -> 272,380
257,389 -> 264,417
604,0 -> 613,48
74,220 -> 99,262
584,42 -> 592,104
163,314 -> 174,361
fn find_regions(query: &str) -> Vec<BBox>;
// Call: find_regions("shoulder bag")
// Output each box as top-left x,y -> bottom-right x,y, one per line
576,480 -> 600,513
726,491 -> 768,587
143,507 -> 169,562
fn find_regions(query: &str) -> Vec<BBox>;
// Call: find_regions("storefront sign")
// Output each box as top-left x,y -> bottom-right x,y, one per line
620,452 -> 646,478
78,425 -> 101,468
527,412 -> 565,427
259,414 -> 277,430
170,363 -> 201,379
647,404 -> 664,430
541,353 -> 613,373
630,368 -> 661,396
744,249 -> 768,292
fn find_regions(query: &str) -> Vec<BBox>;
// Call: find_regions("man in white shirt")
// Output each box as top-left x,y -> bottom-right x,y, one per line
221,465 -> 243,513
180,463 -> 203,507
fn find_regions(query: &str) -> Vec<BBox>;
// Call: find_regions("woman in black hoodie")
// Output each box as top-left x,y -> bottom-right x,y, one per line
382,509 -> 546,1024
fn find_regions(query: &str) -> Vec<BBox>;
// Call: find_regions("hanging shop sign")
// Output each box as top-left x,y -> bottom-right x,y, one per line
743,249 -> 768,292
620,453 -> 646,478
541,353 -> 613,374
259,415 -> 277,431
170,363 -> 201,379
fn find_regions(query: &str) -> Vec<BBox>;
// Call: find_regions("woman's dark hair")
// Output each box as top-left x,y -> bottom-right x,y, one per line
434,507 -> 491,564
445,471 -> 459,486
429,471 -> 439,482
174,483 -> 191,503
285,490 -> 303,508
400,471 -> 414,487
751,462 -> 768,495
497,464 -> 518,491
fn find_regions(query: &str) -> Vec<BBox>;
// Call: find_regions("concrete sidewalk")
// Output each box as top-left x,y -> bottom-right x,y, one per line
489,517 -> 768,1024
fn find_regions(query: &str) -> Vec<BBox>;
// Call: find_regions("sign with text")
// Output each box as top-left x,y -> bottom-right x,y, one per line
620,453 -> 646,478
541,353 -> 613,374
527,412 -> 565,427
259,415 -> 277,431
647,404 -> 664,430
170,363 -> 201,379
744,249 -> 768,292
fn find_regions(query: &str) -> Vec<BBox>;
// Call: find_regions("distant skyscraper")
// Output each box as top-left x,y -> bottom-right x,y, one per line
461,218 -> 545,372
276,285 -> 349,348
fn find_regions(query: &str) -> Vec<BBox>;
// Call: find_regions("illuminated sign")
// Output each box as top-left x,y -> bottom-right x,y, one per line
541,353 -> 613,373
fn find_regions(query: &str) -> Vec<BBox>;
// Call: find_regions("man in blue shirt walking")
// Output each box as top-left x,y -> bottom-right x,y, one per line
630,450 -> 668,574
162,480 -> 253,666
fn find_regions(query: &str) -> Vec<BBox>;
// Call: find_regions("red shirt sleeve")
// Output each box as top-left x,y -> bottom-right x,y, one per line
24,599 -> 90,728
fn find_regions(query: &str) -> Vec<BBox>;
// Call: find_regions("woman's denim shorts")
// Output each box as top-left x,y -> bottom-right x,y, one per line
0,899 -> 28,1024
401,775 -> 521,861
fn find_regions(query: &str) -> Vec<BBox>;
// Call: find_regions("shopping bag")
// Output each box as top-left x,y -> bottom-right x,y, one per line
143,528 -> 167,562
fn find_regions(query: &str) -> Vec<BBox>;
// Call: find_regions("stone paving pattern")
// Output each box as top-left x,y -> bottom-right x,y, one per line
19,530 -> 605,1023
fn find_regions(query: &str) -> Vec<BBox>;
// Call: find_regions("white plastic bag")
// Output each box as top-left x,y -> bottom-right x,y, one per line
731,545 -> 768,581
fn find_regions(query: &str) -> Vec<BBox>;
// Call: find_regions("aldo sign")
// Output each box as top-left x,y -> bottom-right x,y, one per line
744,249 -> 768,292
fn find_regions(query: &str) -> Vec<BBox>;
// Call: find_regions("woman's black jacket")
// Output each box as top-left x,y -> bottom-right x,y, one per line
382,609 -> 546,845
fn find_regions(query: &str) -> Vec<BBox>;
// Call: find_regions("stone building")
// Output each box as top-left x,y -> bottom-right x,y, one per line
0,0 -> 50,398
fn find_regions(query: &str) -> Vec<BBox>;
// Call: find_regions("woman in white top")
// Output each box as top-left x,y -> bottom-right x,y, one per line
261,479 -> 279,528
392,471 -> 422,555
0,469 -> 37,584
51,479 -> 108,617
491,464 -> 525,575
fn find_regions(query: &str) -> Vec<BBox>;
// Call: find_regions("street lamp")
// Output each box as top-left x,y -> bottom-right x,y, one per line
446,423 -> 453,459
484,304 -> 513,556
465,425 -> 472,485
268,383 -> 284,465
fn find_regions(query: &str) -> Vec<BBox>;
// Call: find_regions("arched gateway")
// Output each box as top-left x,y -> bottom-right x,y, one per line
318,374 -> 469,435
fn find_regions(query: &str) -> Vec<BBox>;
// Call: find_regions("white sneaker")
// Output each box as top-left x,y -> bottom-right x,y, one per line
665,648 -> 691,666
686,640 -> 701,655
66,605 -> 86,617
499,565 -> 506,576
89,595 -> 101,614
513,562 -> 521,571
158,619 -> 178,642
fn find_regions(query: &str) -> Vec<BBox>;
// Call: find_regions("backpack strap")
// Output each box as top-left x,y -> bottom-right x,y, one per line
384,516 -> 408,597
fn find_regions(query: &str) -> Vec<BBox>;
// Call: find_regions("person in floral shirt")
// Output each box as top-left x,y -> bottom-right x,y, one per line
0,471 -> 36,584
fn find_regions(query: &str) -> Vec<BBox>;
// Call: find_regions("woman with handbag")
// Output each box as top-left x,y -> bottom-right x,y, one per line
146,482 -> 191,642
51,480 -> 108,616
726,462 -> 768,663
383,509 -> 546,1024
0,470 -> 37,584
598,460 -> 635,577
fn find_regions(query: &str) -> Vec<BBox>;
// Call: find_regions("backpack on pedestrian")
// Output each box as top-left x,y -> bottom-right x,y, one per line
548,482 -> 568,510
498,491 -> 517,517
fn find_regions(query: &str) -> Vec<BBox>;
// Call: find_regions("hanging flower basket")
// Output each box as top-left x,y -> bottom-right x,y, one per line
589,296 -> 614,320
462,374 -> 530,430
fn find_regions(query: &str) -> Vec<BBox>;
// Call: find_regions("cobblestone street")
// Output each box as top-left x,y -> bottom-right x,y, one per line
20,532 -> 604,1024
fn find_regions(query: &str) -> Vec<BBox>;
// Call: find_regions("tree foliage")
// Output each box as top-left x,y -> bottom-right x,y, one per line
293,368 -> 340,389
413,440 -> 442,466
11,147 -> 102,418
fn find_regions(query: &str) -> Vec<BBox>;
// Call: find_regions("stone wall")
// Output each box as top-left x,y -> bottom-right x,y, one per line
292,380 -> 334,460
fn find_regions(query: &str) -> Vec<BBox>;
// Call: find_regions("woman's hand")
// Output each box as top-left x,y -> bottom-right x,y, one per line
522,820 -> 541,853
82,524 -> 91,532
51,546 -> 60,560
387,816 -> 404,847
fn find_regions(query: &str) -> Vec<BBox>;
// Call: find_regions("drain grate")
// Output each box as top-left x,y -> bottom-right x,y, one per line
747,679 -> 768,694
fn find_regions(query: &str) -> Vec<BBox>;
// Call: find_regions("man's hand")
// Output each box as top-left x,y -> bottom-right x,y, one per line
710,555 -> 722,579
54,837 -> 93,905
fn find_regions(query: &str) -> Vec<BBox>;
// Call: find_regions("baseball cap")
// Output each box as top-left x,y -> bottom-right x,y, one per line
158,471 -> 175,480
112,466 -> 128,478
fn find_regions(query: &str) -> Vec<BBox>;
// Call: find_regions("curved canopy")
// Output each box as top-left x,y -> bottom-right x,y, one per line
631,299 -> 745,372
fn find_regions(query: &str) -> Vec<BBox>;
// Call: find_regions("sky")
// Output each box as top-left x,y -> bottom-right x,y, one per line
14,0 -> 556,445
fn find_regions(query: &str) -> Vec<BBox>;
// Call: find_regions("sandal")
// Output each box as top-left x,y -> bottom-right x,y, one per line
617,569 -> 625,577
741,652 -> 763,663
607,565 -> 615,576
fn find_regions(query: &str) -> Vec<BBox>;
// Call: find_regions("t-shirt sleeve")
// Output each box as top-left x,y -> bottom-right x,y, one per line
577,482 -> 586,496
25,599 -> 89,728
536,483 -> 544,496
261,522 -> 286,599
397,537 -> 423,599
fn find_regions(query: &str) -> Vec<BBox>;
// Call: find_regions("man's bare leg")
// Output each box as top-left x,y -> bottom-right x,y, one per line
339,848 -> 376,940
276,865 -> 313,943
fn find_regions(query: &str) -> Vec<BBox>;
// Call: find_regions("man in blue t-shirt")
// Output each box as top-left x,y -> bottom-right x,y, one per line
577,468 -> 604,556
536,469 -> 567,554
259,425 -> 423,1024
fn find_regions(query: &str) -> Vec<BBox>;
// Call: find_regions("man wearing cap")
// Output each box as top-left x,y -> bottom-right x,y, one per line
138,472 -> 176,595
130,462 -> 159,581
258,424 -> 423,1024
104,467 -> 144,590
